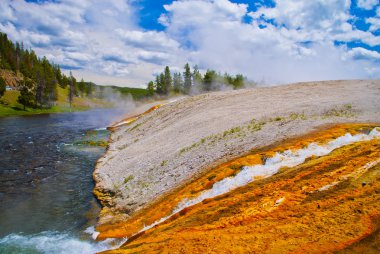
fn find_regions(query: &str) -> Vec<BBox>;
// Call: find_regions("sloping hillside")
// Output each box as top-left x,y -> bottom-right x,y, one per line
93,80 -> 380,252
0,85 -> 110,117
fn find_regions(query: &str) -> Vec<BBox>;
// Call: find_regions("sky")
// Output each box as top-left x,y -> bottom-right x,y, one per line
0,0 -> 379,87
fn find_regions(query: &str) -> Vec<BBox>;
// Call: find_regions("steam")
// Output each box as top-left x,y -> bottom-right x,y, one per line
69,88 -> 137,130
95,87 -> 136,110
136,127 -> 380,235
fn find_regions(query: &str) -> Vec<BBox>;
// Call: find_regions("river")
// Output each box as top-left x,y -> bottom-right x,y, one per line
0,109 -> 127,253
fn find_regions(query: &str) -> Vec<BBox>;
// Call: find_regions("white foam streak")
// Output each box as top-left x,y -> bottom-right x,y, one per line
134,128 -> 380,238
175,128 -> 380,211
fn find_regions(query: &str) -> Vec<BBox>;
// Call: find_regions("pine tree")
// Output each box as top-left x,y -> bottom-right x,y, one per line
35,69 -> 45,108
203,70 -> 216,91
192,65 -> 202,88
0,32 -> 74,108
147,81 -> 155,96
155,75 -> 163,94
78,78 -> 85,97
17,80 -> 34,110
0,76 -> 6,98
233,74 -> 244,89
183,63 -> 192,94
68,71 -> 75,107
163,66 -> 172,95
159,73 -> 165,94
173,72 -> 183,93
85,82 -> 94,97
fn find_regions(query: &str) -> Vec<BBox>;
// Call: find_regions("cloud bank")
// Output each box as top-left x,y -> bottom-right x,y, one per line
0,0 -> 379,87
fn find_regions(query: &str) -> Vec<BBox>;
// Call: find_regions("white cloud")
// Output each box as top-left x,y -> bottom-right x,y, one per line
116,29 -> 180,52
0,0 -> 172,87
0,0 -> 379,87
345,47 -> 380,60
250,0 -> 351,31
160,0 -> 380,83
367,16 -> 380,31
357,0 -> 379,10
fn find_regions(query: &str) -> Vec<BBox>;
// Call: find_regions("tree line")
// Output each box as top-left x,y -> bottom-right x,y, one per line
147,63 -> 250,96
0,32 -> 95,109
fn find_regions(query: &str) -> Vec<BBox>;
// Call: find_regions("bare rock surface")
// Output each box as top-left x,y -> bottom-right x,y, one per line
94,80 -> 380,224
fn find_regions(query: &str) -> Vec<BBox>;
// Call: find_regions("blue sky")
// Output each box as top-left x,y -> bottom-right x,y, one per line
1,0 -> 379,87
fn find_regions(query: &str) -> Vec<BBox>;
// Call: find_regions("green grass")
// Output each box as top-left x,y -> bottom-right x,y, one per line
323,104 -> 355,118
124,175 -> 134,184
0,103 -> 88,117
108,86 -> 150,100
0,88 -> 109,117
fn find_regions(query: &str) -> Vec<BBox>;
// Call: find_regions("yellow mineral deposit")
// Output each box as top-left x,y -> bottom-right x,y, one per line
98,124 -> 380,253
108,104 -> 163,130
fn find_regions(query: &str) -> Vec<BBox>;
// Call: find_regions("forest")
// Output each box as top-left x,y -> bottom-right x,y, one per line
147,63 -> 253,96
0,32 -> 95,109
0,31 -> 253,112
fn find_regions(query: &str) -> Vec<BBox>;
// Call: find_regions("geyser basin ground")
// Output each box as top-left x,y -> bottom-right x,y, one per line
99,124 -> 380,253
94,80 -> 380,224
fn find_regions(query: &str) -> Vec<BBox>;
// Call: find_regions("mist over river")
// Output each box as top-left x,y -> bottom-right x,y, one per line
0,109 -> 127,253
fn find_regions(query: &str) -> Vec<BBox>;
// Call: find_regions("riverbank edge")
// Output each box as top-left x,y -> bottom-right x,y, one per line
92,98 -> 183,224
0,104 -> 95,118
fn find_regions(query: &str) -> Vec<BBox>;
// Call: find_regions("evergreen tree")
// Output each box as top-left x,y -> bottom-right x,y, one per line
203,70 -> 216,91
17,80 -> 34,110
85,82 -> 94,97
192,65 -> 203,88
0,76 -> 6,98
61,76 -> 69,89
78,78 -> 85,97
233,74 -> 245,89
145,62 -> 249,96
0,32 -> 76,107
147,81 -> 155,96
68,72 -> 75,107
35,69 -> 45,108
155,75 -> 163,94
173,72 -> 183,93
159,73 -> 165,94
183,63 -> 192,94
163,66 -> 172,95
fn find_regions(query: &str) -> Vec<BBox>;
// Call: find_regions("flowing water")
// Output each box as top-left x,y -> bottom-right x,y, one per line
0,109 -> 127,253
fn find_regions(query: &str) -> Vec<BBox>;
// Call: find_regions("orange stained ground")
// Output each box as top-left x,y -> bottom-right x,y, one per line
98,123 -> 380,253
108,104 -> 162,131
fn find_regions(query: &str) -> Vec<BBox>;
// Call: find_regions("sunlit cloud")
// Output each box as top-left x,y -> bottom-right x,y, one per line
0,0 -> 379,87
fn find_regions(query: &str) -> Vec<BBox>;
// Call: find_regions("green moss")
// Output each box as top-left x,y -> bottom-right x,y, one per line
124,175 -> 134,184
229,164 -> 241,171
247,119 -> 266,132
274,117 -> 284,121
207,174 -> 217,181
323,104 -> 355,118
130,122 -> 142,131
75,140 -> 108,147
289,112 -> 307,120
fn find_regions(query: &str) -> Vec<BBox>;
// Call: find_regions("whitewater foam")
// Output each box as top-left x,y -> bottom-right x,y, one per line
84,226 -> 100,240
0,231 -> 110,254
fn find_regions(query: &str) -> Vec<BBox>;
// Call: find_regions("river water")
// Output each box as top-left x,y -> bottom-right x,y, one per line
0,109 -> 127,253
